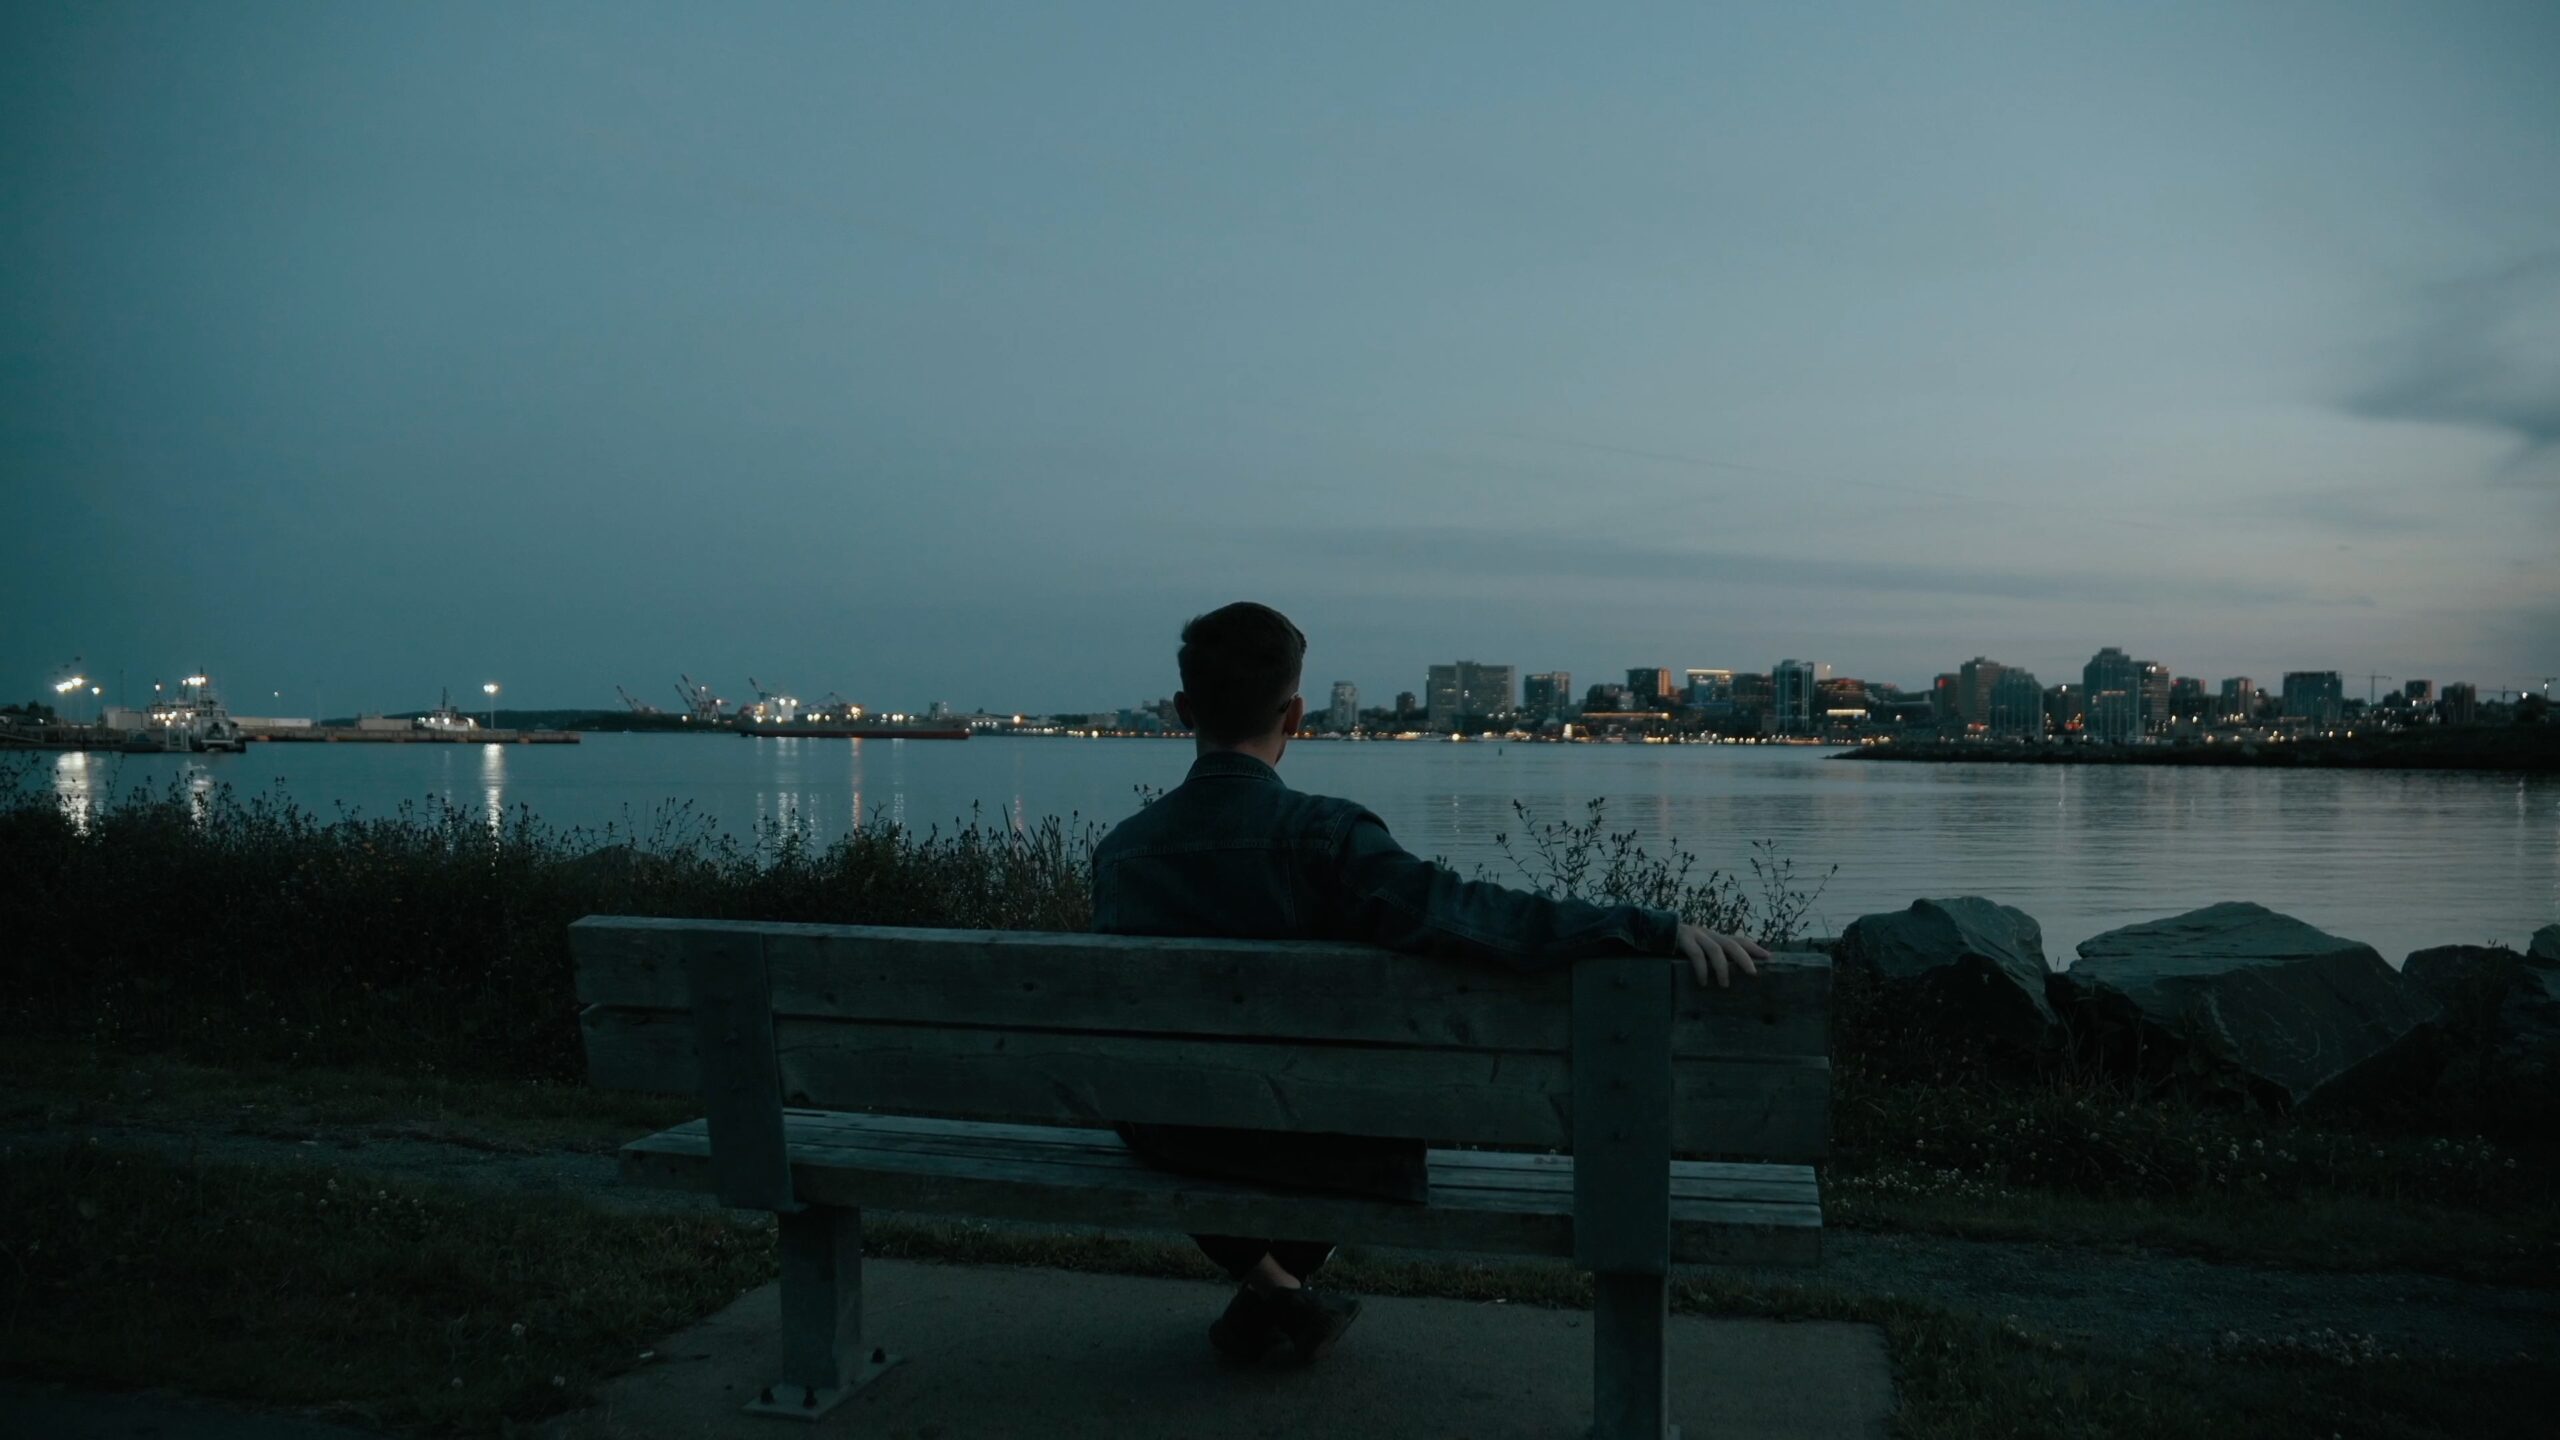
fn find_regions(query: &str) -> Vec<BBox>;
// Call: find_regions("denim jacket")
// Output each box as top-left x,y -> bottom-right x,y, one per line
1091,750 -> 1680,970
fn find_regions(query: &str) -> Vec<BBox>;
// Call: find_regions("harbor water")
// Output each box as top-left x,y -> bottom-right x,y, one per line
38,732 -> 2559,962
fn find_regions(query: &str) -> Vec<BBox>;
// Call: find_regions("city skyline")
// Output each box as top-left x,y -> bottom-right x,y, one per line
24,639 -> 2550,727
4,4 -> 2554,711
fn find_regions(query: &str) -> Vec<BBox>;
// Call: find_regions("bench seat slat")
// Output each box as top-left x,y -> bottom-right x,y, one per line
620,1114 -> 1823,1269
752,1118 -> 1820,1206
740,1127 -> 1821,1207
774,1110 -> 1819,1190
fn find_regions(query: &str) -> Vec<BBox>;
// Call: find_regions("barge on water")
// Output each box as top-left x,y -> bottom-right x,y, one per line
736,721 -> 969,740
256,727 -> 580,745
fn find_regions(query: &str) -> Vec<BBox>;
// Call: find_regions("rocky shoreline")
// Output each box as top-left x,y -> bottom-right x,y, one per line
1821,899 -> 2560,1114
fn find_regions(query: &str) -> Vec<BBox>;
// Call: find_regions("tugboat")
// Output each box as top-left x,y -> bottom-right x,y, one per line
413,688 -> 480,734
140,675 -> 248,753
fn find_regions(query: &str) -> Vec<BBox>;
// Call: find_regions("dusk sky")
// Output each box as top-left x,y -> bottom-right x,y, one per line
5,1 -> 2554,717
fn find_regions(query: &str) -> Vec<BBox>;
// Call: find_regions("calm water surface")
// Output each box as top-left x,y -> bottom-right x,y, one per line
46,734 -> 2559,962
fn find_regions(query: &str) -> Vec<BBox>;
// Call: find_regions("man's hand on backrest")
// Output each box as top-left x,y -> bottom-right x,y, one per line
1674,924 -> 1769,990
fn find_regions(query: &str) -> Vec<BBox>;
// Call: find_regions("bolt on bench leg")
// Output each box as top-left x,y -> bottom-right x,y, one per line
1591,1270 -> 1675,1440
746,1205 -> 901,1421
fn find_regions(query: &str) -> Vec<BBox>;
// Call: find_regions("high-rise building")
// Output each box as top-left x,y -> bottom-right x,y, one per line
2138,662 -> 2172,735
2168,677 -> 2207,729
1772,659 -> 1818,735
1426,667 -> 1457,724
1953,657 -> 2008,729
2218,677 -> 2255,722
1522,672 -> 1571,721
2443,682 -> 2478,725
1425,661 -> 1515,727
1731,671 -> 1774,724
2083,648 -> 2143,743
2044,683 -> 2082,735
2282,671 -> 2344,729
1681,668 -> 1734,707
1988,668 -> 2044,737
1625,668 -> 1675,709
1394,690 -> 1419,719
2403,679 -> 2434,705
1327,682 -> 1358,732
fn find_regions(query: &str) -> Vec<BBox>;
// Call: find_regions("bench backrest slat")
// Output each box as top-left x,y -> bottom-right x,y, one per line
573,917 -> 1832,1161
575,918 -> 1828,1058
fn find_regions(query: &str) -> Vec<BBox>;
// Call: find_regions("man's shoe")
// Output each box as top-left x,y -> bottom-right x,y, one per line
1208,1286 -> 1287,1362
1265,1285 -> 1362,1363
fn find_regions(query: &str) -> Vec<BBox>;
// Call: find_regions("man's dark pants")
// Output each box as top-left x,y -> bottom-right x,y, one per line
1119,1122 -> 1430,1280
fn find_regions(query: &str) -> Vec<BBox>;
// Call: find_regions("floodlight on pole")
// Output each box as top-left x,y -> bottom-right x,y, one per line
483,682 -> 499,732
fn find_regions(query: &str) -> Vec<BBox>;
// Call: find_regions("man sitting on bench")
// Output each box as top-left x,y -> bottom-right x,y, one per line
1092,601 -> 1768,1364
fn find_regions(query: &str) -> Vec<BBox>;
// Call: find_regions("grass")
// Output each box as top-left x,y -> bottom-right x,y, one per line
0,766 -> 1095,1081
1823,1061 -> 2558,1286
0,1142 -> 773,1435
0,1038 -> 694,1156
9,1141 -> 2549,1440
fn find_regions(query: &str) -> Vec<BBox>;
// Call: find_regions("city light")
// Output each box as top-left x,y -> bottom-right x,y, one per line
483,682 -> 500,733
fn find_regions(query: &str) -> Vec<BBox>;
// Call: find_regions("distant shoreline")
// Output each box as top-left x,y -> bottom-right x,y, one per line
1838,728 -> 2560,773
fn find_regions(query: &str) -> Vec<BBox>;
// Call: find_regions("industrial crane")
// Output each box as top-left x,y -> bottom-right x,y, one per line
615,685 -> 660,715
746,677 -> 800,722
675,674 -> 724,723
2359,673 -> 2392,705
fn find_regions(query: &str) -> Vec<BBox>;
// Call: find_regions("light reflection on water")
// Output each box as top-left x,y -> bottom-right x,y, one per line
51,751 -> 95,832
481,741 -> 507,832
32,734 -> 2560,959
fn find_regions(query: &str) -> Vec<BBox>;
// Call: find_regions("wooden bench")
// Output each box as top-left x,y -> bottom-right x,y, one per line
571,917 -> 1831,1438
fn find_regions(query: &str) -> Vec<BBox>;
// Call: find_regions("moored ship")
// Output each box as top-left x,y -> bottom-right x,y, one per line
736,720 -> 969,740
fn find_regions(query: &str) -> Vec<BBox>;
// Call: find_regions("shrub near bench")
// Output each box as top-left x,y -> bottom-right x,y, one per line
571,917 -> 1832,1438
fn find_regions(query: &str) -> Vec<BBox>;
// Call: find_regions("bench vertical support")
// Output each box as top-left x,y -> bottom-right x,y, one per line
1592,1272 -> 1674,1440
747,1204 -> 901,1420
1573,956 -> 1677,1440
682,928 -> 796,1213
684,927 -> 904,1420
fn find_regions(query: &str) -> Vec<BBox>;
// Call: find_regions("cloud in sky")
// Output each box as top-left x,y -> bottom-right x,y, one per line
2345,252 -> 2560,466
1285,526 -> 2311,610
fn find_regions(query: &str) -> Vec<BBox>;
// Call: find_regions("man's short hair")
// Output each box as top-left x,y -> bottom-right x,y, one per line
1178,602 -> 1306,743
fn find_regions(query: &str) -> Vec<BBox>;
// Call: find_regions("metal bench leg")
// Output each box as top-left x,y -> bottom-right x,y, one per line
747,1205 -> 901,1421
1591,1270 -> 1676,1440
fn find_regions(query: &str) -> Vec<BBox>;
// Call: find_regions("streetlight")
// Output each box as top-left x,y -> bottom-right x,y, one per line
483,682 -> 500,732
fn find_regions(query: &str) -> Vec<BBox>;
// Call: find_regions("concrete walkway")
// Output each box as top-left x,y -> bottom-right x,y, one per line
542,1258 -> 1893,1440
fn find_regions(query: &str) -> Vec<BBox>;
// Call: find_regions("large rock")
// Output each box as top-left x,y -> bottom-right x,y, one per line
1834,897 -> 2062,1058
2405,944 -> 2560,1093
2531,923 -> 2560,967
2403,945 -> 2526,1044
2052,902 -> 2443,1110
